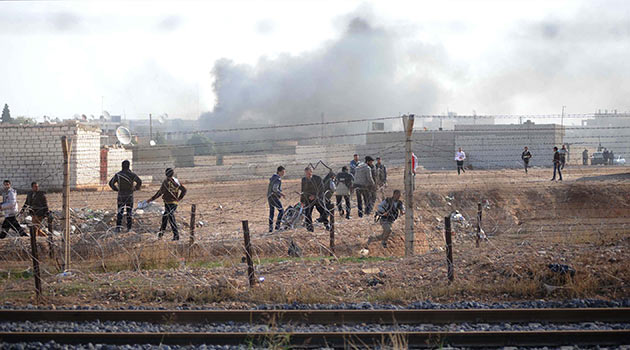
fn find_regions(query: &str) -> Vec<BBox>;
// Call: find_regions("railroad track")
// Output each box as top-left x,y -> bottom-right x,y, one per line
1,308 -> 629,348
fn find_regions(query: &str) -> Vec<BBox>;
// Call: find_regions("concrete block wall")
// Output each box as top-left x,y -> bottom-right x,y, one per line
0,122 -> 102,191
73,127 -> 102,187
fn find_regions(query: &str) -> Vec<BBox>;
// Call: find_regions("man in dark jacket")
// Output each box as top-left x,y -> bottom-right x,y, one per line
109,160 -> 142,233
582,149 -> 589,165
521,147 -> 532,174
374,189 -> 404,248
319,171 -> 336,225
267,166 -> 285,232
301,167 -> 327,232
354,156 -> 375,217
148,168 -> 187,240
21,182 -> 49,237
335,166 -> 354,219
552,147 -> 563,181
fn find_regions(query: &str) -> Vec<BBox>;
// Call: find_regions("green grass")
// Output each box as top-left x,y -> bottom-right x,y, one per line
0,269 -> 34,280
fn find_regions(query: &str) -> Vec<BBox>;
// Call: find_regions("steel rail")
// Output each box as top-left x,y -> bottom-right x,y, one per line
0,308 -> 629,324
0,330 -> 629,347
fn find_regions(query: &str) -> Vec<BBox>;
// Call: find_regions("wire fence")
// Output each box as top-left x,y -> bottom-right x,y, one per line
1,114 -> 629,305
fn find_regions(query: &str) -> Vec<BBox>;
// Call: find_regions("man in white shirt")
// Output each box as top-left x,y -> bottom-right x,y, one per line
455,148 -> 466,175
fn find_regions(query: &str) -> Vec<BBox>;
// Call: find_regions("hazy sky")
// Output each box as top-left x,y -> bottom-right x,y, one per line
1,0 -> 628,121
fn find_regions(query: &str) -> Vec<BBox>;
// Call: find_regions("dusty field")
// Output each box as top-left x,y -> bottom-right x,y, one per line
1,165 -> 629,308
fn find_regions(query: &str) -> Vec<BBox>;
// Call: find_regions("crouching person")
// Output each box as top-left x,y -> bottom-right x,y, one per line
374,189 -> 404,248
147,168 -> 187,241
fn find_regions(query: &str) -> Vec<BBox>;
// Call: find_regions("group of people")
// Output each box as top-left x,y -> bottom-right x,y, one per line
602,148 -> 616,165
267,154 -> 403,247
108,160 -> 187,240
0,160 -> 187,241
522,145 -> 569,180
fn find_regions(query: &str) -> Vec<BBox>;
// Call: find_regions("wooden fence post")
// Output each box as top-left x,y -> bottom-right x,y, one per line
61,136 -> 72,272
242,220 -> 256,287
189,204 -> 197,245
329,211 -> 335,256
403,114 -> 415,257
29,226 -> 42,300
476,202 -> 482,248
445,215 -> 454,283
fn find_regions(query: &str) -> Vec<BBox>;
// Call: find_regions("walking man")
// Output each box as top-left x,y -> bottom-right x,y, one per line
335,166 -> 354,219
455,147 -> 466,174
375,157 -> 387,200
552,147 -> 563,181
350,154 -> 360,176
301,167 -> 326,232
147,168 -> 187,240
354,156 -> 376,217
582,149 -> 589,165
521,147 -> 532,174
320,171 -> 336,224
267,166 -> 285,232
1,180 -> 27,238
559,145 -> 568,169
374,189 -> 404,248
21,182 -> 49,237
109,160 -> 142,233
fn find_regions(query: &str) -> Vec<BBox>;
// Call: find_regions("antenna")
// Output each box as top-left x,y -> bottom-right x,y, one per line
115,126 -> 132,145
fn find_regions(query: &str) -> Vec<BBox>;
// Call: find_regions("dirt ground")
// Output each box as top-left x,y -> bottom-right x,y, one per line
1,165 -> 629,308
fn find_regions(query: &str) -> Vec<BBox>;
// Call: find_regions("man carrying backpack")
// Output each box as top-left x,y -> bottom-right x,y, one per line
335,166 -> 354,219
147,168 -> 187,241
374,189 -> 404,248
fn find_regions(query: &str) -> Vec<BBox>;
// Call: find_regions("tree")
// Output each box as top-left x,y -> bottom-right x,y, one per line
154,131 -> 166,145
187,134 -> 216,155
1,104 -> 12,123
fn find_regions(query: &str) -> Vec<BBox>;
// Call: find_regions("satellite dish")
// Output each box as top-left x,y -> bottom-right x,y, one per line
115,126 -> 132,145
90,114 -> 95,120
103,111 -> 111,119
73,114 -> 80,120
149,140 -> 157,146
158,113 -> 168,124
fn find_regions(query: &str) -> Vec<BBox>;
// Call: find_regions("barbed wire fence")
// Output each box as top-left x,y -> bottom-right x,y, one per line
1,113 -> 629,305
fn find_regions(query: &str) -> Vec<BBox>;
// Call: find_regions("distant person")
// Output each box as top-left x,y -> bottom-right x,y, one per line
559,145 -> 568,169
521,147 -> 532,174
147,168 -> 187,241
354,156 -> 376,217
267,166 -> 285,233
582,149 -> 589,165
373,189 -> 405,248
455,148 -> 466,175
300,167 -> 327,232
609,150 -> 615,165
20,182 -> 49,237
375,157 -> 387,199
603,149 -> 609,166
1,180 -> 27,239
552,147 -> 563,181
335,166 -> 354,219
350,154 -> 360,176
109,160 -> 142,233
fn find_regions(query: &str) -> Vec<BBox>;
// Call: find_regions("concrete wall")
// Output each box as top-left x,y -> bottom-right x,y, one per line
0,122 -> 102,191
105,147 -> 134,180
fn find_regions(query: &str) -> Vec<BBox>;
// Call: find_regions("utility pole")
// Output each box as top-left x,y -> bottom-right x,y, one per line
149,113 -> 153,142
561,106 -> 566,144
403,114 -> 415,257
320,112 -> 324,145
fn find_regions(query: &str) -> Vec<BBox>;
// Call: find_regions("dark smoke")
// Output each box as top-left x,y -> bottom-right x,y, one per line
200,16 -> 446,140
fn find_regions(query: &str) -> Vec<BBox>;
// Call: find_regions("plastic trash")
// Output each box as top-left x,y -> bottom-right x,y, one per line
258,276 -> 265,283
137,200 -> 149,209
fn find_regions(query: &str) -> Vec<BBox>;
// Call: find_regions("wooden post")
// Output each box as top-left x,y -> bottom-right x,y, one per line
47,215 -> 54,259
329,211 -> 335,256
189,204 -> 197,245
445,215 -> 454,283
61,136 -> 72,272
29,226 -> 42,300
403,115 -> 415,257
476,202 -> 482,248
242,220 -> 256,287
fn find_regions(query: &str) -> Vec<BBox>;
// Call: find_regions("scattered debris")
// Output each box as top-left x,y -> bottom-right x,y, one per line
359,248 -> 369,257
288,240 -> 302,257
548,263 -> 576,277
